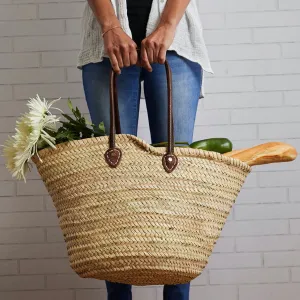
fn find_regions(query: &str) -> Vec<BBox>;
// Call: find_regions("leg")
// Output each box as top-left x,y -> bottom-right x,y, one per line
163,283 -> 190,300
106,281 -> 132,300
82,60 -> 141,300
144,51 -> 201,299
82,59 -> 142,135
143,51 -> 202,144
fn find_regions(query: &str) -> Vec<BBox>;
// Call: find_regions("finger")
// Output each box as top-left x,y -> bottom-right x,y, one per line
130,49 -> 138,65
154,46 -> 160,64
136,48 -> 142,66
109,53 -> 121,74
146,47 -> 154,64
120,44 -> 130,67
123,51 -> 130,67
158,46 -> 167,64
114,50 -> 124,69
141,46 -> 152,72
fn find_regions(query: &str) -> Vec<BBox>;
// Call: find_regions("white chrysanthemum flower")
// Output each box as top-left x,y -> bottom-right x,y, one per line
3,137 -> 17,174
3,114 -> 33,180
27,94 -> 62,117
2,95 -> 61,181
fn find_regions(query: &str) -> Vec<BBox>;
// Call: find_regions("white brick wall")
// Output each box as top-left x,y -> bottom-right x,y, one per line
0,0 -> 299,299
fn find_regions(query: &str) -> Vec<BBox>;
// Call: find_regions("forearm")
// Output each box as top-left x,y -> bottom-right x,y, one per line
87,0 -> 120,31
158,0 -> 191,29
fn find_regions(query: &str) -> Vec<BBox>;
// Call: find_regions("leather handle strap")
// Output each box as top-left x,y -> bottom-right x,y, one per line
162,61 -> 178,172
109,70 -> 121,144
105,61 -> 178,173
103,69 -> 123,168
165,61 -> 174,155
113,76 -> 121,135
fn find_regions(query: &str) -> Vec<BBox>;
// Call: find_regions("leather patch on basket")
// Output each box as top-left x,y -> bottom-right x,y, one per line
162,154 -> 178,173
105,148 -> 122,168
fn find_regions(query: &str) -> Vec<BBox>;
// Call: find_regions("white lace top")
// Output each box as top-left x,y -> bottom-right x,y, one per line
77,0 -> 213,75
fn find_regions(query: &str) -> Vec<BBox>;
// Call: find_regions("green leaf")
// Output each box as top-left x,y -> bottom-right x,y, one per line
43,127 -> 56,136
91,121 -> 106,137
78,117 -> 87,125
81,127 -> 94,138
60,120 -> 82,129
55,130 -> 76,142
98,122 -> 105,134
67,98 -> 74,112
61,113 -> 78,124
73,107 -> 81,119
60,121 -> 76,129
85,118 -> 93,126
55,100 -> 107,142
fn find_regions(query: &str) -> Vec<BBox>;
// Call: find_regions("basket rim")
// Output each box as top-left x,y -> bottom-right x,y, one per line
33,134 -> 251,172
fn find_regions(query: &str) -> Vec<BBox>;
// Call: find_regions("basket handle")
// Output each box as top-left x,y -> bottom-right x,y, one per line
104,61 -> 178,173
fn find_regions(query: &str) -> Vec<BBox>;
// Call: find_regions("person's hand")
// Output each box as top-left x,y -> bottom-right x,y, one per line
103,27 -> 138,74
140,23 -> 176,72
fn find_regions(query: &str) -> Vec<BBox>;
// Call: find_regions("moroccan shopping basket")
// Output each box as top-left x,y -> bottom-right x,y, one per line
32,61 -> 251,286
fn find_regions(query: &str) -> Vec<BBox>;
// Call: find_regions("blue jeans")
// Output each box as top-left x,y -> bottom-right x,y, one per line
82,51 -> 202,300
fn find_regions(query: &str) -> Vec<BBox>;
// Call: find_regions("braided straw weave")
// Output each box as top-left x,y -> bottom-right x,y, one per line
33,134 -> 250,286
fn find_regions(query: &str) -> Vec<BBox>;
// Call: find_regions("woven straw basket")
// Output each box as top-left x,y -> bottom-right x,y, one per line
33,62 -> 251,286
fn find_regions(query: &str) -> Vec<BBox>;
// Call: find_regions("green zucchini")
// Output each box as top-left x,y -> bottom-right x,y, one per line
189,138 -> 233,154
151,141 -> 189,147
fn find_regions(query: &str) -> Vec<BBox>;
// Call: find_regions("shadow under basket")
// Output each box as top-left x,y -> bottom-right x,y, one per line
32,134 -> 250,286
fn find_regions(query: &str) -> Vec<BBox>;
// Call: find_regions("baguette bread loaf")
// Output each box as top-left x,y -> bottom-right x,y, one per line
224,142 -> 297,166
